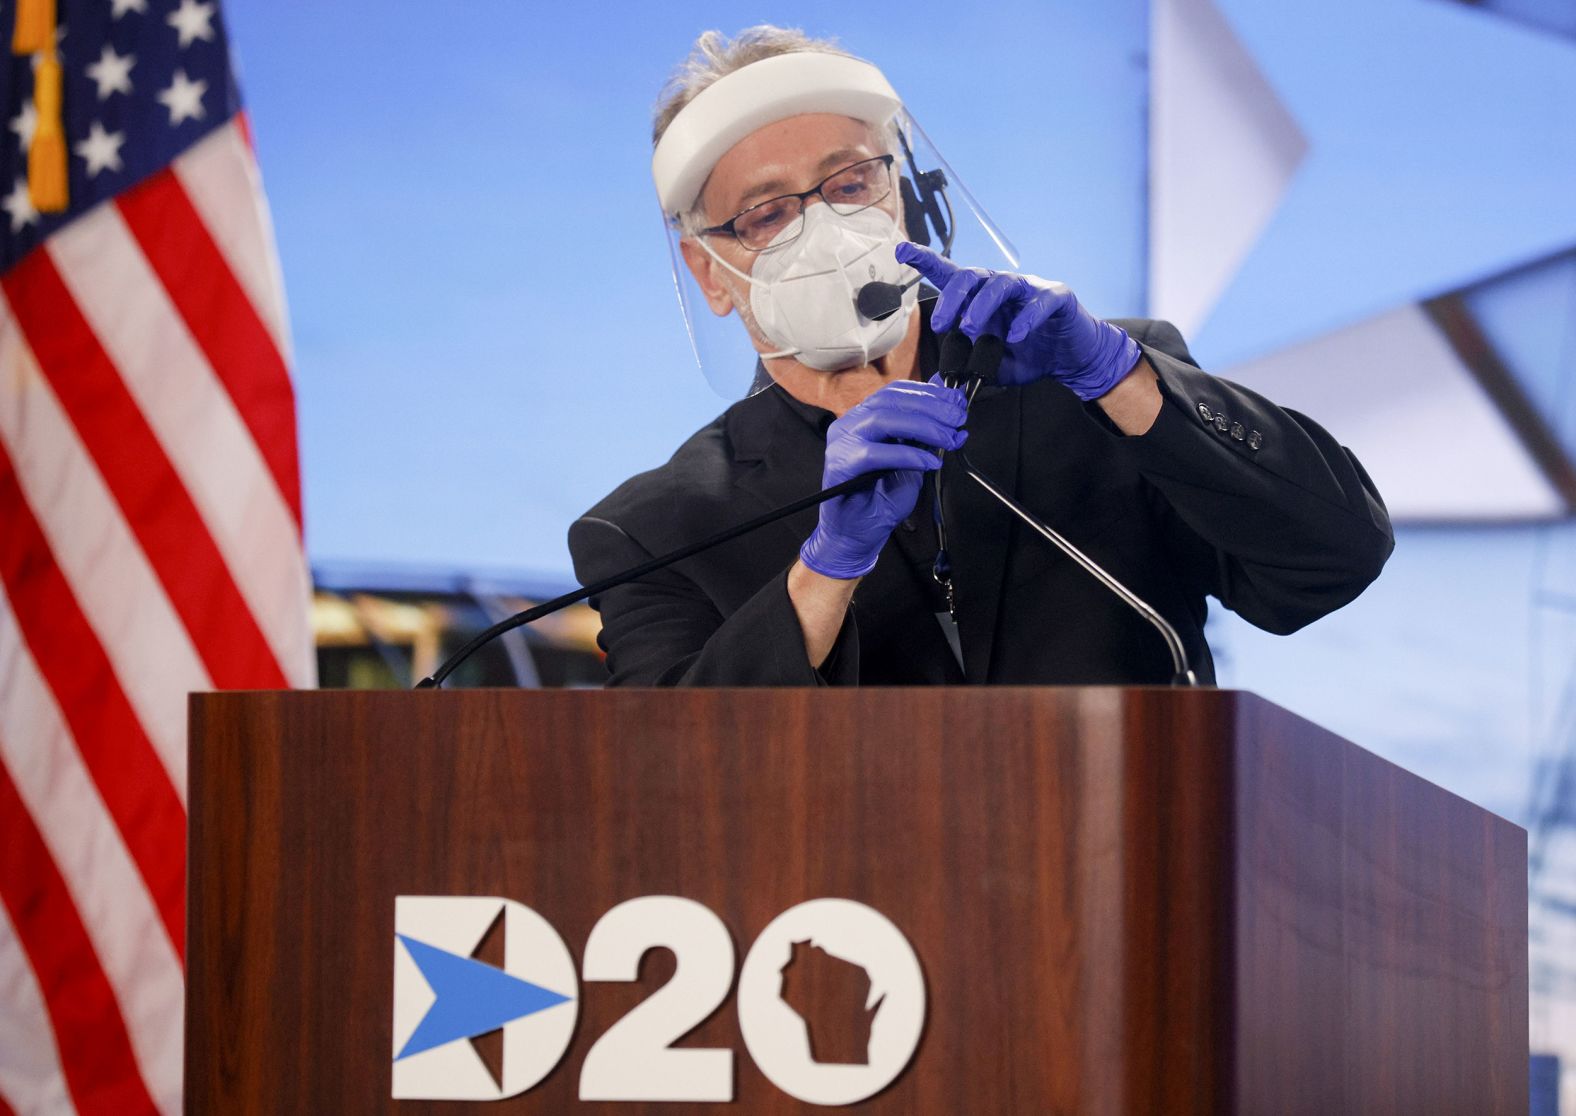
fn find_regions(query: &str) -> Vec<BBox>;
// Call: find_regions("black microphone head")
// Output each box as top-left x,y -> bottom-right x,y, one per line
968,333 -> 1005,384
938,331 -> 973,385
855,281 -> 904,322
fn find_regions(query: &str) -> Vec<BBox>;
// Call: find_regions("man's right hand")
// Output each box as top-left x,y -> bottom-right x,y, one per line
798,379 -> 969,580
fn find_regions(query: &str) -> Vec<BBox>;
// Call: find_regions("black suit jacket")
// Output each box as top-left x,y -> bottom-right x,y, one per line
568,315 -> 1393,686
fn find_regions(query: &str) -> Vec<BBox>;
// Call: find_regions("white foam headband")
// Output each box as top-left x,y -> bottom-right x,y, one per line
652,52 -> 902,217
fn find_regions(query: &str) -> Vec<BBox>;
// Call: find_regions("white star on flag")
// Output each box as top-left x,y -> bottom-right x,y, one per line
9,100 -> 36,152
74,120 -> 127,178
157,69 -> 208,124
111,0 -> 148,16
2,177 -> 39,232
85,44 -> 135,100
166,0 -> 216,48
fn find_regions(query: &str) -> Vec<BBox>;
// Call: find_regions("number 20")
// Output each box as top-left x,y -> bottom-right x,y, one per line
574,895 -> 924,1106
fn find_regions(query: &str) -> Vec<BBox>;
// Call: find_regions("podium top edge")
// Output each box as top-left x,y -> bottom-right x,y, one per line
188,684 -> 1253,697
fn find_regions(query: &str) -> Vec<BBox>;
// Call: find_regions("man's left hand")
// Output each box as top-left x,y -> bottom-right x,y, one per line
896,242 -> 1142,402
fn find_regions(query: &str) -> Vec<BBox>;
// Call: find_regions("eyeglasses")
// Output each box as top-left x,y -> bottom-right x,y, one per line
698,155 -> 896,252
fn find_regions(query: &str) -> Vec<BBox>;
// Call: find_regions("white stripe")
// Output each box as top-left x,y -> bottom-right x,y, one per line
171,119 -> 294,363
46,207 -> 316,688
0,902 -> 75,1116
0,590 -> 183,1116
0,299 -> 204,793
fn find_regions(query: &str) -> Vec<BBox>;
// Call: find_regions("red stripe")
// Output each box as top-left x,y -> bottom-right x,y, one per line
117,166 -> 304,532
0,761 -> 161,1115
2,251 -> 290,692
234,108 -> 255,151
0,440 -> 186,958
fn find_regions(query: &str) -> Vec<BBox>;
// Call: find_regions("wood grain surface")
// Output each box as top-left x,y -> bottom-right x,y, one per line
185,688 -> 1526,1114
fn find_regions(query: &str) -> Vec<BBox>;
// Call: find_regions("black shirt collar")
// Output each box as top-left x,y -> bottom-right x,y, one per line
753,295 -> 941,434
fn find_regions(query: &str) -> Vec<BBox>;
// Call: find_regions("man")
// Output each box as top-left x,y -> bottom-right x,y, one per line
567,26 -> 1392,687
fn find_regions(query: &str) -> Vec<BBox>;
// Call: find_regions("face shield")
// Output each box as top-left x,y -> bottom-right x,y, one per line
653,53 -> 1019,400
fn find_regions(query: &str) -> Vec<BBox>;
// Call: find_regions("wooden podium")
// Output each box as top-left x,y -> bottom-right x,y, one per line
185,688 -> 1527,1114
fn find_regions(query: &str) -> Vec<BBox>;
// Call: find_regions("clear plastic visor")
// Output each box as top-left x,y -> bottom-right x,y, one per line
662,107 -> 1020,400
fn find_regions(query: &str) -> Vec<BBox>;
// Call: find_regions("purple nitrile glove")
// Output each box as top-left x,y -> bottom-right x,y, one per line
800,379 -> 969,580
895,242 -> 1141,401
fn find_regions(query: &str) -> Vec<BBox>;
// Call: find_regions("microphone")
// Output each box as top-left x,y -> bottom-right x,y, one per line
854,274 -> 921,322
969,335 -> 1003,383
940,330 -> 1198,686
937,330 -> 972,389
936,331 -> 1002,392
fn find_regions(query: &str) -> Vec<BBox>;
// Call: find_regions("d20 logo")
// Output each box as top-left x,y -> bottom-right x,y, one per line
392,896 -> 578,1100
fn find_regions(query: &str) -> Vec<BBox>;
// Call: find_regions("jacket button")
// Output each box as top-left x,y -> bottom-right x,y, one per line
1197,402 -> 1213,423
1230,422 -> 1246,441
1248,430 -> 1264,451
1213,414 -> 1230,433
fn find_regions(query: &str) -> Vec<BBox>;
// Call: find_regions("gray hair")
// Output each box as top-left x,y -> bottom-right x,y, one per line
652,26 -> 852,149
655,26 -> 898,234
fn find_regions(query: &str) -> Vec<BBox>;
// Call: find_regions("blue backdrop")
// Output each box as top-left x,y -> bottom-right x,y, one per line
226,4 -> 1576,1093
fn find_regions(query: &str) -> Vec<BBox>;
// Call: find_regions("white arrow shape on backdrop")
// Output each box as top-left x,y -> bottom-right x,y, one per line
1150,0 -> 1576,520
1160,0 -> 1576,362
1148,0 -> 1308,342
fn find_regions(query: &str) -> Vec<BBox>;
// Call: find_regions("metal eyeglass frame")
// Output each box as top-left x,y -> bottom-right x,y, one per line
696,154 -> 897,251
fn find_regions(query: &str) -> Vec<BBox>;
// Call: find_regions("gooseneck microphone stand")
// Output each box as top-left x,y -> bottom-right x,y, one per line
935,332 -> 1198,687
953,454 -> 1197,686
414,473 -> 879,689
417,330 -> 1198,689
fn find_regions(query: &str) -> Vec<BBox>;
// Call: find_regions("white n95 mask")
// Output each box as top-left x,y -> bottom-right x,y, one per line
699,202 -> 918,372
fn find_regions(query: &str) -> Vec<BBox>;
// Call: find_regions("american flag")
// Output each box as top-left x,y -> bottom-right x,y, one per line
0,0 -> 313,1112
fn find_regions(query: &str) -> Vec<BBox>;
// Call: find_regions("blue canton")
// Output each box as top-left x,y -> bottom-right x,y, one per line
0,0 -> 241,273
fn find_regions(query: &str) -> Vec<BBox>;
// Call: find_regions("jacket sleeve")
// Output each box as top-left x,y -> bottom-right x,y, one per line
1095,319 -> 1395,634
567,514 -> 861,686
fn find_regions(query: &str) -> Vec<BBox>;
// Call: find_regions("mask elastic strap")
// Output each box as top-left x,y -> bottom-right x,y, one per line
693,234 -> 759,287
692,235 -> 797,361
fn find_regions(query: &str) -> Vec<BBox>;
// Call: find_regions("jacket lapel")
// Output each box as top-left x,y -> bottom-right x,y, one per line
726,386 -> 827,550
